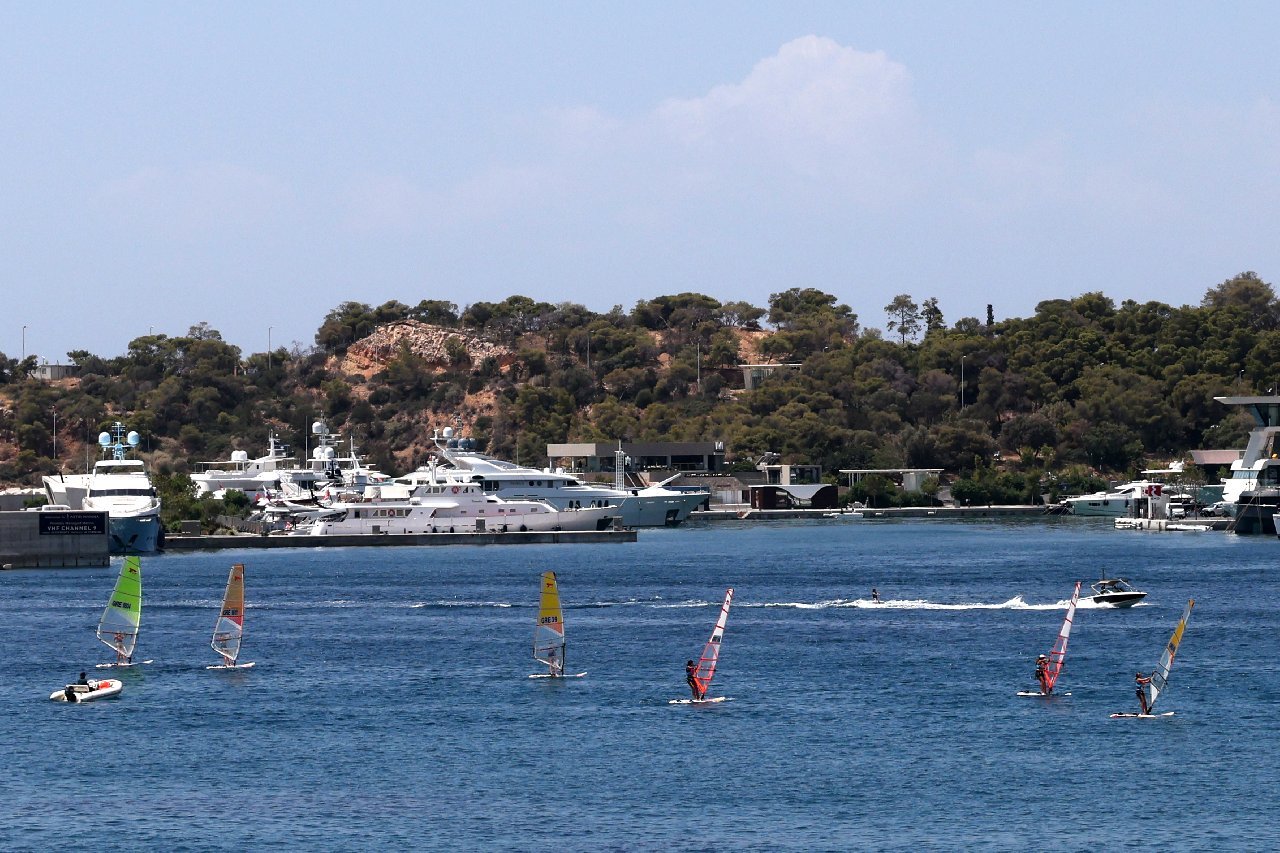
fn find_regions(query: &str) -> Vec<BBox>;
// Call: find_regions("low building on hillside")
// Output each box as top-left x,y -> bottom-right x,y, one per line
840,468 -> 944,495
546,441 -> 726,476
740,363 -> 803,390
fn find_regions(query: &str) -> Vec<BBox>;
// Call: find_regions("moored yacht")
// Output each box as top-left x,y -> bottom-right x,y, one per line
408,428 -> 707,526
80,424 -> 162,553
1062,480 -> 1170,517
192,432 -> 296,496
1213,395 -> 1280,534
295,482 -> 618,535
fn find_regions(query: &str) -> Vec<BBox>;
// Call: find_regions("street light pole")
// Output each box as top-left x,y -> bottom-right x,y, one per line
960,355 -> 966,410
268,326 -> 273,370
22,325 -> 26,360
52,407 -> 57,462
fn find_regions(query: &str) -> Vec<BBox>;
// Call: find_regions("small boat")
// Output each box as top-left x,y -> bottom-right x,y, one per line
96,556 -> 144,667
1089,578 -> 1147,608
1112,599 -> 1194,718
50,678 -> 123,703
531,571 -> 584,678
1018,581 -> 1081,697
209,563 -> 255,670
674,588 -> 733,704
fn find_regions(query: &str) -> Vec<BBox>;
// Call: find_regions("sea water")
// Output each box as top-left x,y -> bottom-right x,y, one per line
3,519 -> 1277,850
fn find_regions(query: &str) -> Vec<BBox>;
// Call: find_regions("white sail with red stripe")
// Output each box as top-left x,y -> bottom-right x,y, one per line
1043,581 -> 1081,694
691,588 -> 733,700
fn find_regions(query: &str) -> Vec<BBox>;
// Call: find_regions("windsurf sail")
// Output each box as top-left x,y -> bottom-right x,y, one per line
1144,598 -> 1194,712
533,571 -> 565,674
212,563 -> 246,665
691,588 -> 733,699
1042,581 -> 1082,693
96,556 -> 142,662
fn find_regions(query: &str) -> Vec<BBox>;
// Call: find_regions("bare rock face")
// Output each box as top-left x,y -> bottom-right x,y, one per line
341,320 -> 514,374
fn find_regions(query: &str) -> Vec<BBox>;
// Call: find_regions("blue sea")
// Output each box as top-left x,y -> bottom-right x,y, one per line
3,519 -> 1277,850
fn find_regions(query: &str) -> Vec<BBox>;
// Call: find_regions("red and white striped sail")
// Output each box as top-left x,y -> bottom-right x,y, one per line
211,563 -> 246,665
691,588 -> 733,699
1043,581 -> 1081,694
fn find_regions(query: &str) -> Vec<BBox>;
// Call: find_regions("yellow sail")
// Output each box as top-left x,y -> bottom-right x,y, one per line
534,571 -> 565,674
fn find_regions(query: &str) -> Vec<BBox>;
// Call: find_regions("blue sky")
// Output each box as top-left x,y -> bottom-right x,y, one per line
5,3 -> 1279,360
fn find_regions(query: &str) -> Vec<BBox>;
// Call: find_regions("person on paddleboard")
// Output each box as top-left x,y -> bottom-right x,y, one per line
686,659 -> 702,700
1134,671 -> 1152,714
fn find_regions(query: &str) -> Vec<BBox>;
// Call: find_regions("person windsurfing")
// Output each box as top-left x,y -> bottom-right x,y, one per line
1035,654 -> 1050,695
1134,671 -> 1152,714
546,647 -> 563,678
871,588 -> 880,603
686,659 -> 702,701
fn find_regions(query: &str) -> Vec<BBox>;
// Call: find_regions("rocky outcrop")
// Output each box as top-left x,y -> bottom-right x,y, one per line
340,320 -> 514,375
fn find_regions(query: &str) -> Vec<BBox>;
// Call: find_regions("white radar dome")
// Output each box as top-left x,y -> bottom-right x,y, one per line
442,427 -> 454,439
127,431 -> 140,446
98,432 -> 111,446
231,450 -> 249,463
312,421 -> 326,435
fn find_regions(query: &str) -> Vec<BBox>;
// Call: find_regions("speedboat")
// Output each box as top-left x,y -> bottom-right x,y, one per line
1089,578 -> 1147,608
50,678 -> 123,703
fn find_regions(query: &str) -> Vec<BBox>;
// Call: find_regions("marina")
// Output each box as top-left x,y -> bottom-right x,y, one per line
5,520 -> 1274,847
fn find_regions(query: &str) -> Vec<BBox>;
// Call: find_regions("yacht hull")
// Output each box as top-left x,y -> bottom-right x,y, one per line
108,512 -> 162,554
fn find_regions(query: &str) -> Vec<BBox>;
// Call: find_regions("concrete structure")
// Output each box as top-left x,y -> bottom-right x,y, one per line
740,363 -> 803,390
547,441 -> 725,474
840,468 -> 944,493
33,362 -> 80,381
0,510 -> 110,569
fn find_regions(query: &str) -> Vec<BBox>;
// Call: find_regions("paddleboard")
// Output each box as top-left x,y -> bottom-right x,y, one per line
1109,712 -> 1175,718
96,659 -> 153,669
1016,691 -> 1071,697
668,696 -> 730,705
528,671 -> 587,679
207,661 -> 257,670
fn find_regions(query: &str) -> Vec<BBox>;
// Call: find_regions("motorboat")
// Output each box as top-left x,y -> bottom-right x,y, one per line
1059,473 -> 1177,514
1089,578 -> 1147,608
80,424 -> 162,554
293,482 -> 619,535
49,678 -> 123,703
409,428 -> 708,527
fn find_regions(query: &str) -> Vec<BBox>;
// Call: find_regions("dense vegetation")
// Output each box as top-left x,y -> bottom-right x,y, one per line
1,272 -> 1271,525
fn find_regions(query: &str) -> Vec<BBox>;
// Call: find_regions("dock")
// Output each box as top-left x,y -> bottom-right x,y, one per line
163,528 -> 636,550
691,505 -> 1056,521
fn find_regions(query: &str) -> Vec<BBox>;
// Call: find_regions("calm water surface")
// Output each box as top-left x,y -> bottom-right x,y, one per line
3,519 -> 1277,850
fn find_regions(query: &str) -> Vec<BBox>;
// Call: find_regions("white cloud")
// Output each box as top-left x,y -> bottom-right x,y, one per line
93,162 -> 293,237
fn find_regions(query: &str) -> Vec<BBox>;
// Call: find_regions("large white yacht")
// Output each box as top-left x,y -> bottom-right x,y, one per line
191,432 -> 296,496
391,428 -> 707,527
295,482 -> 617,535
1214,395 -> 1280,534
80,424 -> 162,553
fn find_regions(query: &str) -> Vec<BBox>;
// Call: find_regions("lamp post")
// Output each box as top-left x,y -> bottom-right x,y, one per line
960,355 -> 966,410
51,406 -> 57,461
22,325 -> 26,360
268,326 -> 273,370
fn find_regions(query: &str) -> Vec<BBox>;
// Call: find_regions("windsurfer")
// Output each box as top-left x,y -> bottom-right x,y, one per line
871,588 -> 880,603
1035,654 -> 1050,694
547,647 -> 563,677
686,659 -> 702,701
1134,671 -> 1152,714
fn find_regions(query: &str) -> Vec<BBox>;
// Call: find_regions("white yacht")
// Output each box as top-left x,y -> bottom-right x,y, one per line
1062,480 -> 1170,517
295,482 -> 618,535
191,432 -> 296,496
1214,395 -> 1280,534
80,424 -> 162,553
396,428 -> 707,527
